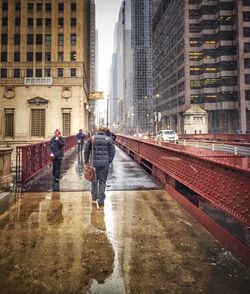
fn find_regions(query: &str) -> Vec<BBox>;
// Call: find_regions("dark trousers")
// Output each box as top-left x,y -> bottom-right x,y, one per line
91,166 -> 109,204
77,143 -> 84,153
52,157 -> 62,179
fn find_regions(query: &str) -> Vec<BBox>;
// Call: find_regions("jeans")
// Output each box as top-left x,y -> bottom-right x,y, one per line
52,157 -> 62,179
91,166 -> 109,204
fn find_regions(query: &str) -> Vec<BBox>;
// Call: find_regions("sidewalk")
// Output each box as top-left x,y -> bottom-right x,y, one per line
23,147 -> 162,192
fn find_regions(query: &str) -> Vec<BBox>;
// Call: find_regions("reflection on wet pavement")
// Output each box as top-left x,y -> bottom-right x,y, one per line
24,147 -> 162,192
0,190 -> 249,293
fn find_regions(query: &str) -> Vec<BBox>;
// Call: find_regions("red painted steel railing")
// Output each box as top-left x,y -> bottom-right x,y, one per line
179,134 -> 250,144
16,135 -> 76,184
116,135 -> 250,227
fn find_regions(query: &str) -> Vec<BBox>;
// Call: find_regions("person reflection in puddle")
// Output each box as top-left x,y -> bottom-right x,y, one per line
82,206 -> 114,285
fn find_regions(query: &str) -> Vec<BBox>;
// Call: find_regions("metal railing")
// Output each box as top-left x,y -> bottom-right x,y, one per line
16,135 -> 76,184
116,135 -> 250,227
179,134 -> 250,144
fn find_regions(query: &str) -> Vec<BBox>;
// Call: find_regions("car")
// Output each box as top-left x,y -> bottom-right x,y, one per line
156,130 -> 178,143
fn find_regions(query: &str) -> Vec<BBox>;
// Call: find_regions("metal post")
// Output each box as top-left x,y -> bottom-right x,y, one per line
212,143 -> 215,151
234,146 -> 238,155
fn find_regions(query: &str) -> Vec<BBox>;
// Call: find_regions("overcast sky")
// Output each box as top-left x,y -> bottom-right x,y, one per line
95,0 -> 122,95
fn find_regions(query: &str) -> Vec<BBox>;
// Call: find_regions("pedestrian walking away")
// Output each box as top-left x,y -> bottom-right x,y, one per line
48,129 -> 65,182
84,127 -> 116,207
76,129 -> 85,154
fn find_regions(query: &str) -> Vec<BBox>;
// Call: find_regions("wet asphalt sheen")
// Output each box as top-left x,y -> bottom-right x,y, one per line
0,148 -> 250,293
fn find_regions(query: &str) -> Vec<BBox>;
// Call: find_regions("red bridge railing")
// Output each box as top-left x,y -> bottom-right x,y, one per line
116,135 -> 250,226
16,135 -> 76,184
116,134 -> 250,265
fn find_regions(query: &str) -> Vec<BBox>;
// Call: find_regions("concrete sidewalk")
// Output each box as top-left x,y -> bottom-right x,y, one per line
23,147 -> 162,192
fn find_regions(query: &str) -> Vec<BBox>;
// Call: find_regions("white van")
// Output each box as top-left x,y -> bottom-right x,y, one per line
156,130 -> 178,143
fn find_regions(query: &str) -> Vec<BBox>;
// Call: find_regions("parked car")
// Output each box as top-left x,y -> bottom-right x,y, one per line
156,130 -> 178,143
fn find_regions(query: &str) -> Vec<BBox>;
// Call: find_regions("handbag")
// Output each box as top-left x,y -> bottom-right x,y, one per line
84,136 -> 96,182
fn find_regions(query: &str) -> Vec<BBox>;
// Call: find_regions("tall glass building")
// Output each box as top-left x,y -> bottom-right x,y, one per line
115,0 -> 153,134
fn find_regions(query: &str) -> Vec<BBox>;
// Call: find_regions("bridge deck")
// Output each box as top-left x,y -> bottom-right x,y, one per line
0,148 -> 249,293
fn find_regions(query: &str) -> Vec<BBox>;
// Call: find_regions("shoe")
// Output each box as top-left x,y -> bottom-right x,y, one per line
55,178 -> 60,182
97,201 -> 104,207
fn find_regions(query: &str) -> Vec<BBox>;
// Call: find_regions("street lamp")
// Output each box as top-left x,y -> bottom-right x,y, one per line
154,93 -> 161,135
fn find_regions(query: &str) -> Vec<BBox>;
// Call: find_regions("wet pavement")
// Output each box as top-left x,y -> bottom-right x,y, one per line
24,147 -> 161,192
0,190 -> 250,293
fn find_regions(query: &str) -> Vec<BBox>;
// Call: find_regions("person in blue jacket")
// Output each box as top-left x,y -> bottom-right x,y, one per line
76,129 -> 85,153
84,127 -> 115,207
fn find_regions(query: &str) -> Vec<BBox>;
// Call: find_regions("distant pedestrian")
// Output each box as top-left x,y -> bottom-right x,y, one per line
48,129 -> 65,182
84,127 -> 116,207
76,129 -> 85,153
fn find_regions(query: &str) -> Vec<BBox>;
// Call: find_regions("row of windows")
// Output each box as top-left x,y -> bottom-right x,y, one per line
0,68 -> 77,78
4,109 -> 71,137
190,77 -> 237,89
2,2 -> 77,13
1,33 -> 77,46
1,51 -> 77,62
1,17 -> 77,28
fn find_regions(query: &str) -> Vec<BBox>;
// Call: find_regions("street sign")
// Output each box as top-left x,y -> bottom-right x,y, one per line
89,91 -> 104,100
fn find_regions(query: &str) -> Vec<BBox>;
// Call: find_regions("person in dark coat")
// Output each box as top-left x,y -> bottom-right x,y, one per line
76,129 -> 85,153
48,129 -> 65,182
84,127 -> 116,207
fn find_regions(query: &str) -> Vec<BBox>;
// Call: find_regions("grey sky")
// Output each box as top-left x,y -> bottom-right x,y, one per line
95,0 -> 122,95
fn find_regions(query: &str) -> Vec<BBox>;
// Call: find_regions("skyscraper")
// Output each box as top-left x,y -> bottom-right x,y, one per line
152,0 -> 250,134
0,0 -> 91,145
114,0 -> 153,134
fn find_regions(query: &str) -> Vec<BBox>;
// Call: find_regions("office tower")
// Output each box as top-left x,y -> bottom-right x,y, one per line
115,0 -> 153,134
152,0 -> 250,133
0,0 -> 91,145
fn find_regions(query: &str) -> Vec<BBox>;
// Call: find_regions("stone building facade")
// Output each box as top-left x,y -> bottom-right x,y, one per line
0,0 -> 91,145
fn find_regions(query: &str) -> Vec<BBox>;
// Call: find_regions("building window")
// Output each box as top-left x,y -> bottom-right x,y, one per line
71,18 -> 76,27
37,3 -> 43,12
28,18 -> 33,27
45,18 -> 51,27
15,17 -> 20,26
0,68 -> 7,78
58,18 -> 64,28
4,110 -> 14,138
36,69 -> 42,77
245,74 -> 250,84
2,3 -> 8,11
71,34 -> 76,45
31,109 -> 45,137
37,18 -> 43,27
58,34 -> 64,45
26,69 -> 33,77
45,34 -> 51,45
36,34 -> 43,45
1,34 -> 8,45
14,52 -> 20,62
58,52 -> 64,62
28,3 -> 34,13
70,68 -> 76,77
62,112 -> 71,136
27,34 -> 33,44
2,17 -> 8,27
45,3 -> 51,12
36,52 -> 42,62
70,51 -> 76,61
58,68 -> 64,77
243,12 -> 250,22
45,68 -> 51,77
71,3 -> 77,11
58,3 -> 64,12
1,52 -> 7,62
245,90 -> 250,100
244,27 -> 250,38
244,43 -> 250,53
27,52 -> 33,61
14,34 -> 21,45
45,52 -> 51,62
14,68 -> 20,78
245,58 -> 250,68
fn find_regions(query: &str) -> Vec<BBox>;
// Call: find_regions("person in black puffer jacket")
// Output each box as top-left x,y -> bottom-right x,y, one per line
84,127 -> 116,207
48,129 -> 65,182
